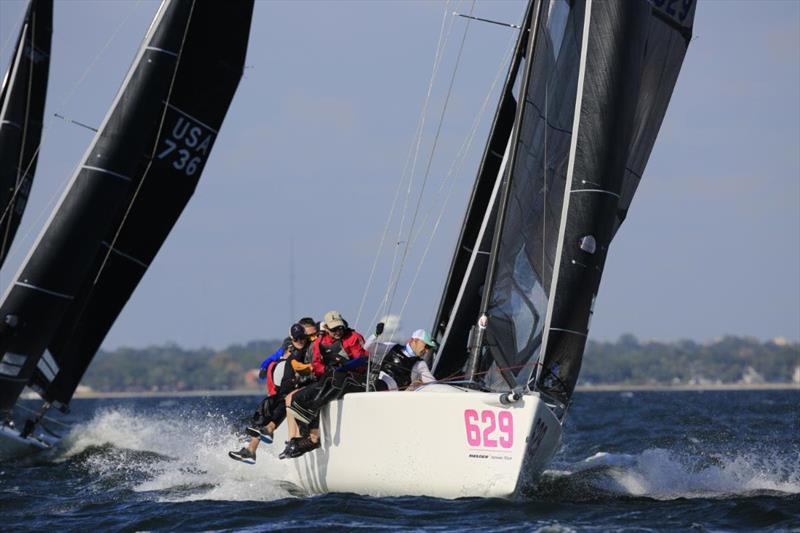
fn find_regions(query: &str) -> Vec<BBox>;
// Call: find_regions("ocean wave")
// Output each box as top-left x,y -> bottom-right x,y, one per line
54,407 -> 293,503
539,447 -> 800,501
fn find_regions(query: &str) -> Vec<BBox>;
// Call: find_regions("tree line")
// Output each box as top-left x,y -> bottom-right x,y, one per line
80,335 -> 799,392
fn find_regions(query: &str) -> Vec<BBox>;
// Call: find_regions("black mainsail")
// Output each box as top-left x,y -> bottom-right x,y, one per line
0,0 -> 253,416
0,0 -> 52,268
432,0 -> 695,404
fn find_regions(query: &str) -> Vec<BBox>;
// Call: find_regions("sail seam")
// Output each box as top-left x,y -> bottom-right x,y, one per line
101,241 -> 149,268
145,46 -> 178,57
531,0 -> 593,391
162,101 -> 218,134
82,165 -> 133,182
1,119 -> 22,129
571,188 -> 621,198
15,281 -> 74,300
549,327 -> 587,337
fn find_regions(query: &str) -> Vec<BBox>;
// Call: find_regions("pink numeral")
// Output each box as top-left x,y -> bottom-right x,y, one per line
498,411 -> 513,448
464,409 -> 481,446
481,410 -> 497,447
463,409 -> 514,448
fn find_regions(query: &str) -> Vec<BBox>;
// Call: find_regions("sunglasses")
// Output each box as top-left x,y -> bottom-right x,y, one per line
331,326 -> 346,334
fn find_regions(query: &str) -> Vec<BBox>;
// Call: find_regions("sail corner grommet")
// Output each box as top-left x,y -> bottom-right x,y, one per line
4,314 -> 19,328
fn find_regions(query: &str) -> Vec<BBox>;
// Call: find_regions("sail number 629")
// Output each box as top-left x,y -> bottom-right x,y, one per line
464,409 -> 513,448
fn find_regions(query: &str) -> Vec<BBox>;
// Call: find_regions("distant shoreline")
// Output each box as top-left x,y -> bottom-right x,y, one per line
69,382 -> 799,399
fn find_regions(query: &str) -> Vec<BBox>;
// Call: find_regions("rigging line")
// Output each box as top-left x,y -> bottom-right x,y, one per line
384,0 -> 475,321
404,32 -> 517,252
397,33 -> 517,321
12,402 -> 69,427
379,1 -> 458,318
354,1 -> 453,331
0,0 -> 144,271
454,13 -> 521,30
361,1 -> 458,331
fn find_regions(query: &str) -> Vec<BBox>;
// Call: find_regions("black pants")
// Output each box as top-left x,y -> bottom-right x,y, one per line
251,395 -> 286,428
289,370 -> 365,424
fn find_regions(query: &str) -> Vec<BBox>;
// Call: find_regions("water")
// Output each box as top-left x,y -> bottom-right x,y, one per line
1,390 -> 798,531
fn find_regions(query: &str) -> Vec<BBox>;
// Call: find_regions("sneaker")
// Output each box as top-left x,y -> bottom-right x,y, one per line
228,447 -> 256,463
279,438 -> 303,460
245,426 -> 274,444
286,437 -> 320,459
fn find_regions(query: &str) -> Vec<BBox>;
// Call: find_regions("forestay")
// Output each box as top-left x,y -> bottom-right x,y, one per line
0,0 -> 253,414
0,0 -> 52,268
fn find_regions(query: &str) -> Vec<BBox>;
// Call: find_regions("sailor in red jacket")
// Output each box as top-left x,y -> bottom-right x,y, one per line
282,310 -> 369,459
310,313 -> 369,377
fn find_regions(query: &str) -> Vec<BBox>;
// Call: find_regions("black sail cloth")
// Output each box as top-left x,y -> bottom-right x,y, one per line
532,0 -> 695,404
431,0 -> 694,403
0,0 -> 253,413
0,0 -> 52,268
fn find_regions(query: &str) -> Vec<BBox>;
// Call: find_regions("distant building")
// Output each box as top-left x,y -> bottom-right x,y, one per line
770,336 -> 790,347
793,366 -> 800,385
740,366 -> 765,385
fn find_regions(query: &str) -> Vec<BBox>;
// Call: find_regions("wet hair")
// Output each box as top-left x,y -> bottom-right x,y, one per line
298,317 -> 316,327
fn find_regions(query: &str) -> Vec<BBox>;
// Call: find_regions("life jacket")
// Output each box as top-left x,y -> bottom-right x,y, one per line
378,344 -> 420,390
265,360 -> 282,397
312,330 -> 368,376
266,341 -> 309,396
320,338 -> 350,367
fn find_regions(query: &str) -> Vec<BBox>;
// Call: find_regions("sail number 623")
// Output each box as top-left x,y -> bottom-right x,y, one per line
464,409 -> 513,448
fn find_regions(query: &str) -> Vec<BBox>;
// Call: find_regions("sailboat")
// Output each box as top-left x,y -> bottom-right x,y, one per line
269,0 -> 696,498
0,0 -> 253,460
0,0 -> 52,269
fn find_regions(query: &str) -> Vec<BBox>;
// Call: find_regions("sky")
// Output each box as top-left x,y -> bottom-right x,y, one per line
0,0 -> 798,350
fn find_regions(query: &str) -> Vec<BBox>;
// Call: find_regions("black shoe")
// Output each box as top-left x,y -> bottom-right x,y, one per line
279,437 -> 303,460
287,437 -> 320,459
245,426 -> 274,444
228,447 -> 256,463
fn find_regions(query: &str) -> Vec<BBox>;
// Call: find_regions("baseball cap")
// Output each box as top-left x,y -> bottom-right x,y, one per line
324,310 -> 346,330
290,323 -> 307,340
411,329 -> 438,348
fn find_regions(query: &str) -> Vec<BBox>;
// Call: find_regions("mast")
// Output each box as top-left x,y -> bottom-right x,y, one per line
430,0 -> 535,380
467,0 -> 544,388
0,0 -> 254,414
0,0 -> 52,268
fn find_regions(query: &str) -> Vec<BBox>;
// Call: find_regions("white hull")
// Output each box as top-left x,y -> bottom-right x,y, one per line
272,384 -> 562,499
0,424 -> 58,461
